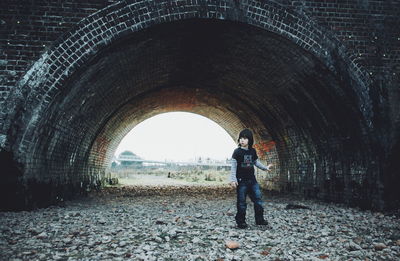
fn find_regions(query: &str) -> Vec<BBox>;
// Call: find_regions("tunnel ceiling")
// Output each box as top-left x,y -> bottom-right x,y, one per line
34,19 -> 367,176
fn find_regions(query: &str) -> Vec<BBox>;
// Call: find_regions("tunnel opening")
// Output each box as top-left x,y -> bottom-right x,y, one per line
109,111 -> 239,186
3,18 -> 384,211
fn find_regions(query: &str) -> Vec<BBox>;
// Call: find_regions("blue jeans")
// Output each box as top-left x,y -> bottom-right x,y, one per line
235,179 -> 264,224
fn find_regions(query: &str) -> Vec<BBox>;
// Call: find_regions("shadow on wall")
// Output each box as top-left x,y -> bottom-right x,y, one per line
0,150 -> 24,211
0,151 -> 94,211
384,140 -> 400,210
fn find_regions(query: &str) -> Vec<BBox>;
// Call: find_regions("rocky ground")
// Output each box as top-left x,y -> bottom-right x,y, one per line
118,174 -> 208,186
1,185 -> 400,261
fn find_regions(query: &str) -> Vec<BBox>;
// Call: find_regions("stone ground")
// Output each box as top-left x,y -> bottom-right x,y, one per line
118,174 -> 206,186
1,184 -> 400,261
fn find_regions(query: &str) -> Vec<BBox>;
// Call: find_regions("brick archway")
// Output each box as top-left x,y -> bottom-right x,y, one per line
2,1 -> 386,211
6,0 -> 372,146
88,87 -> 279,186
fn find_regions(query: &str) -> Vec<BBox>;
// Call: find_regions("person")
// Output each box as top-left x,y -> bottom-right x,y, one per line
229,129 -> 273,229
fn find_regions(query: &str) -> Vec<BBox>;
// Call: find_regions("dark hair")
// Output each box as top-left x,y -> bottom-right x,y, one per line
238,129 -> 254,148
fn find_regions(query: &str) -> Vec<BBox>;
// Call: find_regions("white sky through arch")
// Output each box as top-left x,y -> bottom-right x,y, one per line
114,112 -> 237,162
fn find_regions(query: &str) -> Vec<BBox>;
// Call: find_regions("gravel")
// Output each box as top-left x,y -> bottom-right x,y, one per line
0,185 -> 399,260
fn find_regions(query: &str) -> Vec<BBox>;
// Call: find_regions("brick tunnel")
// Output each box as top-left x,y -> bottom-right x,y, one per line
0,1 -> 399,211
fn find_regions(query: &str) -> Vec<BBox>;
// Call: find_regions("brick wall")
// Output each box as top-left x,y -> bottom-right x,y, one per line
0,0 -> 399,210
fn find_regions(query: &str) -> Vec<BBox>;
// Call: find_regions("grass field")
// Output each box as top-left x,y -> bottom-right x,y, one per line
109,168 -> 229,186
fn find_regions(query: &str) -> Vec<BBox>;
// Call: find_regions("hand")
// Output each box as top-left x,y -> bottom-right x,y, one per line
266,164 -> 273,171
230,181 -> 238,188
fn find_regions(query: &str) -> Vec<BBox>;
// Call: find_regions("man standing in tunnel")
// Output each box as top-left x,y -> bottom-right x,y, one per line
229,129 -> 273,229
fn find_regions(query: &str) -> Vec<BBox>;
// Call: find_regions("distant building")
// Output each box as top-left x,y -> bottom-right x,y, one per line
117,151 -> 143,167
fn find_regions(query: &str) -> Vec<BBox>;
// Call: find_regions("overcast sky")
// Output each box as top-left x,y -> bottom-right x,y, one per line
114,112 -> 237,162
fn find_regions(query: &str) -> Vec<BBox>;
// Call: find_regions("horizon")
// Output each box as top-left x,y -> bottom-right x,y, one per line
114,112 -> 237,162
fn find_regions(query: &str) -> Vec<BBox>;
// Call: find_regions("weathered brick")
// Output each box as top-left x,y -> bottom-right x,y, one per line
0,0 -> 399,211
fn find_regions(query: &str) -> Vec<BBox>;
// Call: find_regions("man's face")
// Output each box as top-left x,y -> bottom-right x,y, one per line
239,137 -> 249,147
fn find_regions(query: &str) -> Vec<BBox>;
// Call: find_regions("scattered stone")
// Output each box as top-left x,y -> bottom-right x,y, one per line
353,237 -> 363,244
225,240 -> 240,250
119,241 -> 128,247
0,185 -> 399,260
183,220 -> 192,226
155,219 -> 167,225
226,211 -> 234,216
8,240 -> 17,245
285,204 -> 311,210
98,219 -> 106,224
36,232 -> 48,239
260,250 -> 270,256
27,228 -> 39,235
192,237 -> 201,243
62,238 -> 72,244
346,241 -> 362,251
374,243 -> 387,251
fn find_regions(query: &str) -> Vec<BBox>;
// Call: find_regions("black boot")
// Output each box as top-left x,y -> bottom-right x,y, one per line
235,211 -> 247,229
255,208 -> 267,225
237,222 -> 248,229
255,219 -> 269,225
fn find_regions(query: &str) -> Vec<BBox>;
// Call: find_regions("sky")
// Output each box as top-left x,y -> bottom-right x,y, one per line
114,112 -> 237,162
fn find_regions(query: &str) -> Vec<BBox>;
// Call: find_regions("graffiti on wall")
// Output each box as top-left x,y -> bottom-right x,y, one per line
254,141 -> 276,159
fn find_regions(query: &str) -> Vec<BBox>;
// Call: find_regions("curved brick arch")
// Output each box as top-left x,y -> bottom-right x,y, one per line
88,86 -> 277,172
9,0 -> 373,150
3,1 -> 391,211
